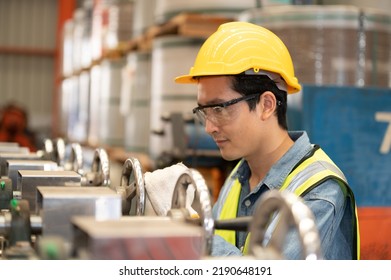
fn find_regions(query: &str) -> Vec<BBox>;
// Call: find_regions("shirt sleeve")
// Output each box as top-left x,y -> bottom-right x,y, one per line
211,235 -> 243,257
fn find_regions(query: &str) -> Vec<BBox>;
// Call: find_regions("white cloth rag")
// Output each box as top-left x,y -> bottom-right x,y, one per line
144,162 -> 197,216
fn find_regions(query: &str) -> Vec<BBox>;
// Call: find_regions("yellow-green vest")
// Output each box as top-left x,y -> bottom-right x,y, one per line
214,146 -> 360,259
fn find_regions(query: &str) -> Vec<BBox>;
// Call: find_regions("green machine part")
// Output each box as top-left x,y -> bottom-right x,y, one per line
0,178 -> 13,210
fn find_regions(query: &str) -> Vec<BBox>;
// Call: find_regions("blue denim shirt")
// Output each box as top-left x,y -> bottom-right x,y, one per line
211,131 -> 353,259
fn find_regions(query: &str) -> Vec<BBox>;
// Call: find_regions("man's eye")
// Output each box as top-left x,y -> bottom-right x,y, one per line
212,106 -> 224,114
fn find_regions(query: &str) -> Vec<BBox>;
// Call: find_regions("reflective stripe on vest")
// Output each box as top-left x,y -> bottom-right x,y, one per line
214,146 -> 360,259
214,162 -> 241,246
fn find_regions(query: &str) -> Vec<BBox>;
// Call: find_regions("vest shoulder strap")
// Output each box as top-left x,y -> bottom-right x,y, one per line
280,146 -> 348,196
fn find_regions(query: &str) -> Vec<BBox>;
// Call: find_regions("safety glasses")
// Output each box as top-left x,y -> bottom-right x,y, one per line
192,93 -> 261,126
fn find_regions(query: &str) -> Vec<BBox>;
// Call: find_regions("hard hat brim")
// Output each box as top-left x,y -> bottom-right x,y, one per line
174,74 -> 197,84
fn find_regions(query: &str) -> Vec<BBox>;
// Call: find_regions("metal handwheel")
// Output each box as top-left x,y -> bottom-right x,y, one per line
169,169 -> 214,256
248,190 -> 323,260
81,148 -> 110,187
43,138 -> 66,167
64,143 -> 84,175
113,157 -> 145,216
43,138 -> 54,159
54,138 -> 66,167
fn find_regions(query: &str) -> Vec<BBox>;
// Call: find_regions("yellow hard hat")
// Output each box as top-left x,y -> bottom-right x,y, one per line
175,21 -> 301,94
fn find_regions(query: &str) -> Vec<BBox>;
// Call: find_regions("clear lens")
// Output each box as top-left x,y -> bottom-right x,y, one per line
194,109 -> 207,125
193,93 -> 261,126
195,106 -> 232,126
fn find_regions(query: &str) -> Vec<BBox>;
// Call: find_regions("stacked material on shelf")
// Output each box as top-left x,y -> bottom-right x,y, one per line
154,0 -> 257,24
91,0 -> 135,61
72,6 -> 93,73
120,51 -> 152,154
98,58 -> 126,147
59,72 -> 89,144
132,0 -> 156,37
360,8 -> 391,88
74,71 -> 90,143
238,5 -> 391,88
61,19 -> 74,77
87,65 -> 102,147
60,77 -> 79,140
91,0 -> 106,61
239,5 -> 361,87
149,36 -> 204,161
103,0 -> 135,51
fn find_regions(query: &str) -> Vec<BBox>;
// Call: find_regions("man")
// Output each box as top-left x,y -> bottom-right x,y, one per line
175,21 -> 359,259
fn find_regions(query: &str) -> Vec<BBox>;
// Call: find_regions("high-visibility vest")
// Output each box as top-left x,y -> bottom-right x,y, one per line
214,145 -> 360,259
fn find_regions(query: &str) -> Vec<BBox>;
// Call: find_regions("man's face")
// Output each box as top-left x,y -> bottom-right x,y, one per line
196,76 -> 261,161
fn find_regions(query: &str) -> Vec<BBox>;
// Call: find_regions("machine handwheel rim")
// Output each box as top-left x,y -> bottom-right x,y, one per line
171,169 -> 214,256
120,157 -> 145,216
249,190 -> 323,260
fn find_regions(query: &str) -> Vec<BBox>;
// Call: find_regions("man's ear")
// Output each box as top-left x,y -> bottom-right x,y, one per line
259,91 -> 277,121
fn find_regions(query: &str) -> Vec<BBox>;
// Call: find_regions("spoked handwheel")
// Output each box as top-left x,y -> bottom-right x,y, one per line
113,157 -> 145,216
248,190 -> 323,260
81,148 -> 110,187
169,169 -> 214,256
43,138 -> 66,166
66,143 -> 84,175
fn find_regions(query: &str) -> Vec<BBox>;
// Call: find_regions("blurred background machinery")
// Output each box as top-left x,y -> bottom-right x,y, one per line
0,0 -> 391,259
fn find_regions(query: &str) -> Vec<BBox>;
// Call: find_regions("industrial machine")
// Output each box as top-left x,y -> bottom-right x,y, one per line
0,141 -> 322,260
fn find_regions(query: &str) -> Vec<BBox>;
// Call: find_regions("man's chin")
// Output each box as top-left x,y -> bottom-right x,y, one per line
219,150 -> 240,162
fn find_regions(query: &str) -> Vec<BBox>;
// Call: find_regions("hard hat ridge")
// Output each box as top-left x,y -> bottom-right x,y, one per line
175,21 -> 301,94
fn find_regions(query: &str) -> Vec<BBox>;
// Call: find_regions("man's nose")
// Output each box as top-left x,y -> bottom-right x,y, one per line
204,117 -> 218,135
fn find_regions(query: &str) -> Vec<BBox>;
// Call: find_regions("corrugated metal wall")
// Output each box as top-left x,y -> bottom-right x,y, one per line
0,0 -> 58,145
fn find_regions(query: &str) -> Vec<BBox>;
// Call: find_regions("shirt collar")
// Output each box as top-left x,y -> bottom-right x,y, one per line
234,131 -> 313,191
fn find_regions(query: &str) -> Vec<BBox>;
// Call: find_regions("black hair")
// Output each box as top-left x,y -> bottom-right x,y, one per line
230,74 -> 288,130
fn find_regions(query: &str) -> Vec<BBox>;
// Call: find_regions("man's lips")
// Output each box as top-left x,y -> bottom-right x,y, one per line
214,138 -> 228,146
